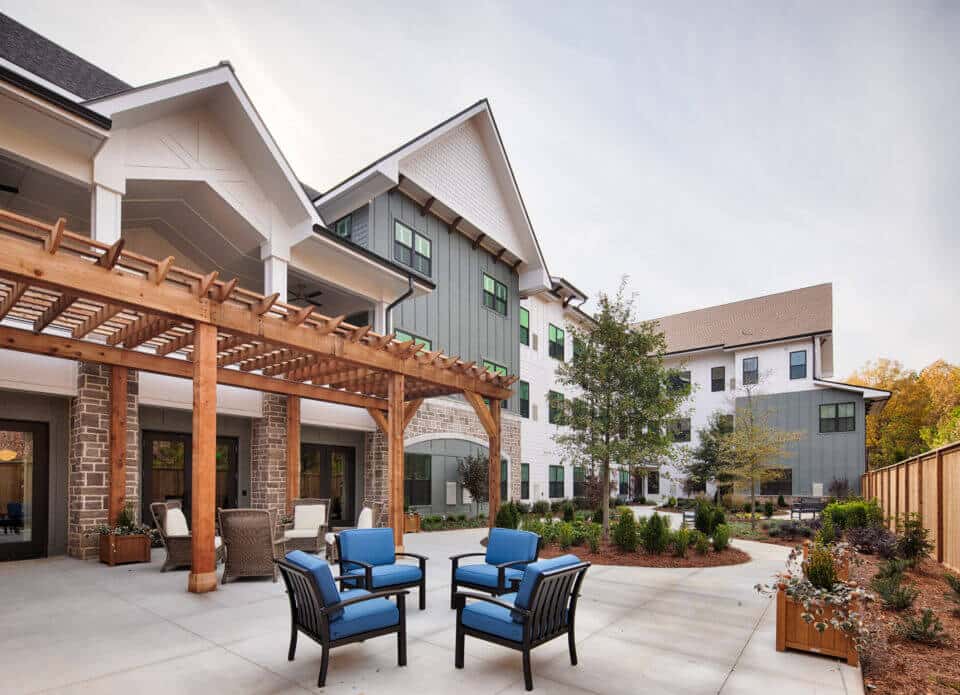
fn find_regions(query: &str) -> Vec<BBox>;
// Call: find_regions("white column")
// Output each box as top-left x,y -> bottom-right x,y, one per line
90,184 -> 122,244
372,301 -> 388,333
263,255 -> 288,303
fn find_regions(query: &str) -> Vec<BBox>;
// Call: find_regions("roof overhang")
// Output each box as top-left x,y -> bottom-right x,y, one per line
814,379 -> 892,402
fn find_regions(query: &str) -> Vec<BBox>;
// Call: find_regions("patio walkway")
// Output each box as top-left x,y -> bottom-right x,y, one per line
0,530 -> 862,694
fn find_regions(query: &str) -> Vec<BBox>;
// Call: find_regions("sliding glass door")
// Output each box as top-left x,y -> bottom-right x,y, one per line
0,420 -> 48,561
300,444 -> 355,524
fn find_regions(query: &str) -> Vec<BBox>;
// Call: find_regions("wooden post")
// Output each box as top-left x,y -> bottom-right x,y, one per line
388,374 -> 404,550
917,456 -> 924,529
188,322 -> 218,594
936,449 -> 944,563
108,366 -> 128,525
904,460 -> 910,518
286,395 -> 300,512
488,399 -> 501,530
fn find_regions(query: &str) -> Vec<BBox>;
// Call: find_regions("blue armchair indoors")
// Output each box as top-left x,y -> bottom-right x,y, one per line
454,554 -> 590,692
336,528 -> 429,610
449,527 -> 541,609
278,550 -> 408,688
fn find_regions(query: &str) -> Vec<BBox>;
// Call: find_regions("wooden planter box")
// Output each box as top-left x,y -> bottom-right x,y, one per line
99,534 -> 152,566
404,513 -> 421,534
776,584 -> 858,666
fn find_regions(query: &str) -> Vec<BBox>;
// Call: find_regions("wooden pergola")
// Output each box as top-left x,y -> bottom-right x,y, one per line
0,209 -> 514,592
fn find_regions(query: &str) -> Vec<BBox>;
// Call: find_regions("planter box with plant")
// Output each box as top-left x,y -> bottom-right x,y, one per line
97,503 -> 152,566
404,510 -> 421,533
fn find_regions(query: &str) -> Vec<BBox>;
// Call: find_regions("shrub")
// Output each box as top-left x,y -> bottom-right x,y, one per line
895,609 -> 947,645
875,557 -> 911,580
846,525 -> 896,555
944,573 -> 960,617
712,524 -> 731,552
763,502 -> 774,519
557,522 -> 574,550
691,530 -> 711,554
805,544 -> 839,590
670,528 -> 693,558
583,522 -> 602,553
641,512 -> 670,554
694,501 -> 725,536
667,496 -> 677,508
515,502 -> 531,515
777,494 -> 786,508
495,502 -> 520,529
768,520 -> 813,540
523,518 -> 543,537
742,501 -> 754,514
562,502 -> 575,523
612,508 -> 638,552
550,499 -> 567,513
871,574 -> 918,611
823,499 -> 879,531
570,520 -> 589,546
896,513 -> 933,566
531,500 -> 551,516
815,515 -> 837,546
539,520 -> 558,544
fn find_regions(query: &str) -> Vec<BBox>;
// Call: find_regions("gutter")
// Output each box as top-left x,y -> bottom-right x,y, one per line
0,64 -> 112,129
386,276 -> 415,334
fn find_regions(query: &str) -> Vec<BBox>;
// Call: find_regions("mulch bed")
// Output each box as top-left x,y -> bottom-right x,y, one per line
850,554 -> 960,694
539,539 -> 751,568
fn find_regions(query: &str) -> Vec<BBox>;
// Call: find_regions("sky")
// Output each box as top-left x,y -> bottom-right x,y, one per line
5,0 -> 959,376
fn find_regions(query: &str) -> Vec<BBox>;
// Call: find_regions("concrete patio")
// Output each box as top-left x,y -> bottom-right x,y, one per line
0,530 -> 862,694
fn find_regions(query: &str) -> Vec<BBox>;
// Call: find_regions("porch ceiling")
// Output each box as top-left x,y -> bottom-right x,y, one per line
0,208 -> 515,407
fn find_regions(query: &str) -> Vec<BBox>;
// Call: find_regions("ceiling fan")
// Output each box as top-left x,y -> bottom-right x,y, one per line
288,283 -> 323,308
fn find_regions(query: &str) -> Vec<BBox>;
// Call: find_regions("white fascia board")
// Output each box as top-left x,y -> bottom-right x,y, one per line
519,267 -> 551,294
813,380 -> 891,401
315,169 -> 395,224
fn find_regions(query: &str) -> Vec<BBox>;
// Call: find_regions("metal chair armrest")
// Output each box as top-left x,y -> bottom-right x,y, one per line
324,588 -> 411,613
395,551 -> 428,561
454,590 -> 531,616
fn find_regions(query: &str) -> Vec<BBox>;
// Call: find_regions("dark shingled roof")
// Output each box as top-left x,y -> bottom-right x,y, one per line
0,13 -> 130,100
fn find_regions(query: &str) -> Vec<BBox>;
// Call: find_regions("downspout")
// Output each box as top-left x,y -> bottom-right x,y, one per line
385,275 -> 415,334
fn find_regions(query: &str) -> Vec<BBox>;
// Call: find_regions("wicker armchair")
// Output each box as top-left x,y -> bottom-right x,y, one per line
282,498 -> 330,554
324,501 -> 382,563
218,508 -> 286,583
150,500 -> 225,572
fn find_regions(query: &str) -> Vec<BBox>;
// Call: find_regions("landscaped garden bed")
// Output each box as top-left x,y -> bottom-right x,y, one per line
539,538 -> 750,567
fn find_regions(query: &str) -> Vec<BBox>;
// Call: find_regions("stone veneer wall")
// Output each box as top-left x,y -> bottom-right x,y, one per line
67,363 -> 139,559
363,400 -> 521,525
250,393 -> 287,516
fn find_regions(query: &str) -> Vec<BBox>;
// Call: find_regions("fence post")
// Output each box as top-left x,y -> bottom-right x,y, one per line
904,460 -> 910,518
917,456 -> 924,530
936,449 -> 944,564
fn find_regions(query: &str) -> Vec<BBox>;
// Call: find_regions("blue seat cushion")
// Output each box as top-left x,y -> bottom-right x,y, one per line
285,550 -> 343,620
485,528 -> 539,568
329,592 -> 400,640
513,554 -> 582,622
339,528 -> 396,567
455,563 -> 523,589
344,563 -> 423,589
461,592 -> 522,642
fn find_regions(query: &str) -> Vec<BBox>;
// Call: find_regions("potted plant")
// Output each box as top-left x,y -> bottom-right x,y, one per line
404,504 -> 421,533
757,543 -> 870,666
97,503 -> 153,566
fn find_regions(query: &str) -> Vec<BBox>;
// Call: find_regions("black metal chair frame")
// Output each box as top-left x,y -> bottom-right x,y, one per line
276,558 -> 408,688
335,534 -> 429,610
454,560 -> 590,692
448,535 -> 542,609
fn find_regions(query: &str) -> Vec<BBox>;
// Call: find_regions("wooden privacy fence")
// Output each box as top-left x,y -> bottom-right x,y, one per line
861,441 -> 960,573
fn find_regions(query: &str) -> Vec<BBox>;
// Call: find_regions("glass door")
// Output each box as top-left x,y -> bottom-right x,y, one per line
0,420 -> 48,561
300,444 -> 355,525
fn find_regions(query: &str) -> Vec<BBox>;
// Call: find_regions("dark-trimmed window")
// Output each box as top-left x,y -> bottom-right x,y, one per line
742,356 -> 759,385
549,465 -> 564,498
483,273 -> 508,316
548,391 -> 564,425
669,370 -> 691,394
518,380 -> 530,418
573,466 -> 585,497
669,417 -> 691,442
647,469 -> 660,495
334,214 -> 351,239
500,459 -> 508,501
790,350 -> 807,380
521,463 -> 530,499
820,403 -> 855,433
619,469 -> 629,496
711,366 -> 725,392
483,360 -> 509,408
394,221 -> 431,276
548,324 -> 565,360
761,468 -> 793,496
394,330 -> 431,351
404,453 -> 431,506
519,307 -> 529,346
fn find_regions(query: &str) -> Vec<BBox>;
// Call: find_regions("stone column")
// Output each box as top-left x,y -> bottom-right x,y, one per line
250,393 -> 287,516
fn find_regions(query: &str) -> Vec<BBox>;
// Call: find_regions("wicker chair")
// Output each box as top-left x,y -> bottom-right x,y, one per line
150,500 -> 225,572
324,501 -> 382,563
282,498 -> 330,554
218,508 -> 286,583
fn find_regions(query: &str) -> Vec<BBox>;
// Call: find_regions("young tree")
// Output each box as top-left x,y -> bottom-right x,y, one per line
717,396 -> 802,529
457,453 -> 488,518
681,410 -> 735,497
554,278 -> 688,537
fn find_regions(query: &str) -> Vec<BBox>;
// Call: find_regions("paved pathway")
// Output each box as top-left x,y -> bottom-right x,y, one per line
0,530 -> 862,694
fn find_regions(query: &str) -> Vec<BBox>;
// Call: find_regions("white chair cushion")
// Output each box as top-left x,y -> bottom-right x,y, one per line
324,532 -> 336,545
356,507 -> 373,529
215,536 -> 222,549
294,504 -> 326,530
165,508 -> 189,537
284,528 -> 320,540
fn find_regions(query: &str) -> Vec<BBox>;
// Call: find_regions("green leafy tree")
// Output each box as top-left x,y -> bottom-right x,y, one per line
553,278 -> 687,537
682,410 -> 735,496
457,453 -> 488,518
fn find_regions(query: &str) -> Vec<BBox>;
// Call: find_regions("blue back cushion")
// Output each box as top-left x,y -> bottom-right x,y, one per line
285,550 -> 344,620
485,528 -> 539,567
512,554 -> 581,622
339,528 -> 395,567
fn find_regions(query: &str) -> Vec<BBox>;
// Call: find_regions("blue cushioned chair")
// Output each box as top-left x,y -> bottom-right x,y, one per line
455,554 -> 590,691
336,528 -> 429,610
449,528 -> 541,608
278,550 -> 408,687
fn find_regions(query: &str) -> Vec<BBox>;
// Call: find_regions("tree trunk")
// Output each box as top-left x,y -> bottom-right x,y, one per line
602,454 -> 611,538
750,473 -> 758,530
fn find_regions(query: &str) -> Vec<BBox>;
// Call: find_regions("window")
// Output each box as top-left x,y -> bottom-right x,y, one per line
549,465 -> 564,498
483,360 -> 510,408
333,214 -> 351,239
500,459 -> 508,501
394,221 -> 431,276
404,453 -> 431,506
619,469 -> 629,496
548,324 -> 565,360
482,273 -> 508,316
760,468 -> 793,496
742,356 -> 759,385
521,463 -> 530,499
647,469 -> 660,495
711,366 -> 725,392
820,403 -> 855,433
519,307 -> 529,346
573,466 -> 585,497
669,370 -> 691,394
669,417 -> 691,442
790,350 -> 807,380
394,330 -> 432,351
518,380 -> 530,418
548,391 -> 564,425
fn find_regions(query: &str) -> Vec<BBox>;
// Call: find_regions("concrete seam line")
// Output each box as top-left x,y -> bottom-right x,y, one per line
715,593 -> 773,694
